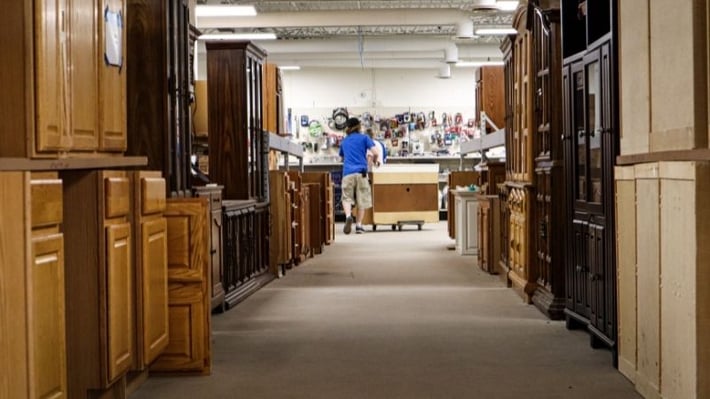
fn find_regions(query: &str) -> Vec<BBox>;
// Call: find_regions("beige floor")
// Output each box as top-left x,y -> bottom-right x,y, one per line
130,221 -> 639,399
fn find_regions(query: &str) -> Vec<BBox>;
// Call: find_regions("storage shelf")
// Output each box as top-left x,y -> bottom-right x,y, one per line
0,156 -> 148,171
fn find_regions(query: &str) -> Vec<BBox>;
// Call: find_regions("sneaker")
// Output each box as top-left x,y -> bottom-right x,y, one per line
355,226 -> 365,234
343,216 -> 353,234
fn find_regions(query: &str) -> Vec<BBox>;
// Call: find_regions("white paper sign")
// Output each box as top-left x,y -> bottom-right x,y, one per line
104,7 -> 123,68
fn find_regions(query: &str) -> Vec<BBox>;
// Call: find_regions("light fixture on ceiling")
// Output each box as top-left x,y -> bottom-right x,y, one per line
475,27 -> 517,35
455,59 -> 505,67
279,66 -> 301,71
199,32 -> 277,41
195,5 -> 257,17
445,43 -> 459,64
437,64 -> 452,79
471,0 -> 498,10
456,19 -> 474,39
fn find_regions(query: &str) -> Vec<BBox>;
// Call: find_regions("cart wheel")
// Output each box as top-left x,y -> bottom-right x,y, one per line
373,224 -> 377,231
391,225 -> 396,231
418,224 -> 422,231
398,224 -> 403,231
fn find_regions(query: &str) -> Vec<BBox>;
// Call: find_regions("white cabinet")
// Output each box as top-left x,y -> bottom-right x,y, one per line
454,190 -> 479,256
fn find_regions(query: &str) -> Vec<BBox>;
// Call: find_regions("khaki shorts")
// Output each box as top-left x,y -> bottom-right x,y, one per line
341,173 -> 372,209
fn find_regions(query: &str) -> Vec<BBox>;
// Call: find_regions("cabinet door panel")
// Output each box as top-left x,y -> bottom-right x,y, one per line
153,286 -> 206,371
69,0 -> 99,150
30,234 -> 67,399
35,0 -> 68,152
105,223 -> 133,382
141,218 -> 169,364
99,0 -> 127,151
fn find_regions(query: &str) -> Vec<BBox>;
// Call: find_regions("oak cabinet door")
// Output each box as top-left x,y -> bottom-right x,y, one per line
141,218 -> 169,364
69,0 -> 99,151
106,223 -> 133,382
30,233 -> 67,399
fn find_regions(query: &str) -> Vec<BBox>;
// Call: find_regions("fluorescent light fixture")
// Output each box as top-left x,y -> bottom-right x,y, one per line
497,1 -> 519,11
195,5 -> 257,17
455,60 -> 505,67
475,27 -> 517,35
279,66 -> 301,71
199,32 -> 277,41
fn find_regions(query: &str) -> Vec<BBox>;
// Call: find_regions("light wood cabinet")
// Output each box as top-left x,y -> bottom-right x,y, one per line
475,66 -> 505,133
62,170 -> 134,397
302,172 -> 334,248
0,172 -> 67,399
131,172 -> 169,372
153,198 -> 211,374
477,195 -> 501,275
2,0 -> 126,157
269,171 -> 293,272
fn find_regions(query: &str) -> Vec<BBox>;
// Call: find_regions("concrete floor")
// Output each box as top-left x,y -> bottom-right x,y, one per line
131,221 -> 639,399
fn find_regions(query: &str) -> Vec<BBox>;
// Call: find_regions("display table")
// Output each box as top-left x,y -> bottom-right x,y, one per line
453,190 -> 480,256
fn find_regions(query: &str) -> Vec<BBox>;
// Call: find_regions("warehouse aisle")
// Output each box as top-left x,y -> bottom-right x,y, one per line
130,222 -> 638,399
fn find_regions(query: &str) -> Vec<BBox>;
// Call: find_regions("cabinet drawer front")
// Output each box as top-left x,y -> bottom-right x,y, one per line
31,177 -> 63,228
30,234 -> 67,399
141,177 -> 166,215
106,223 -> 133,382
105,177 -> 130,218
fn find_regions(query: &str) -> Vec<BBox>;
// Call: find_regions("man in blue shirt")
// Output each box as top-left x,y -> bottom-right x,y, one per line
339,117 -> 379,234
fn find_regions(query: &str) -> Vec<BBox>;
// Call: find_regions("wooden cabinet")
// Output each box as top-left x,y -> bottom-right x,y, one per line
447,171 -> 479,240
269,171 -> 293,272
561,0 -> 618,353
0,172 -> 67,399
62,170 -> 134,397
502,2 -> 566,319
206,41 -> 267,201
304,183 -> 323,255
302,172 -> 334,247
2,0 -> 126,158
287,171 -> 308,262
263,63 -> 284,134
130,171 -> 169,372
194,186 -> 225,312
475,66 -> 505,133
478,195 -> 501,274
153,198 -> 211,374
127,0 -> 193,195
370,165 -> 440,228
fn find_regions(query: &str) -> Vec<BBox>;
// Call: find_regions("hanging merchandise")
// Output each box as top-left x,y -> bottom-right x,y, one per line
409,122 -> 416,131
396,114 -> 405,124
379,120 -> 390,133
361,112 -> 373,128
300,115 -> 309,127
416,112 -> 427,130
467,118 -> 476,128
332,107 -> 349,130
441,112 -> 448,127
455,112 -> 463,125
309,120 -> 324,137
403,112 -> 412,123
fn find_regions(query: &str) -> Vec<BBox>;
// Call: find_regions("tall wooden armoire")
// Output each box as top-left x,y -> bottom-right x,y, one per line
502,1 -> 566,319
475,66 -> 505,132
560,0 -> 619,355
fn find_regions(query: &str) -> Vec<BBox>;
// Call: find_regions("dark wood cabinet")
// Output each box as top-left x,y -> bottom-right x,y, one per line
127,0 -> 193,196
502,2 -> 566,319
561,0 -> 618,357
477,195 -> 501,274
194,186 -> 225,312
447,171 -> 479,240
205,41 -> 267,201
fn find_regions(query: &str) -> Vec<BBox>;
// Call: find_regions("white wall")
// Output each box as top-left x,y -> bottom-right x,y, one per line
281,67 -> 476,127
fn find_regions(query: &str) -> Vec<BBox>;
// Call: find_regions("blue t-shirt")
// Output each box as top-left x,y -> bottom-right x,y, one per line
339,132 -> 375,176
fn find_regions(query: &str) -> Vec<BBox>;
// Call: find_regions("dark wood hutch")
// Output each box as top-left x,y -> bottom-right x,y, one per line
501,0 -> 566,319
560,0 -> 619,357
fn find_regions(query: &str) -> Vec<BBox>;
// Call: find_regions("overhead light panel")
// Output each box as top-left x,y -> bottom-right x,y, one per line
475,28 -> 517,35
279,66 -> 301,71
199,32 -> 277,41
496,1 -> 520,11
195,5 -> 257,17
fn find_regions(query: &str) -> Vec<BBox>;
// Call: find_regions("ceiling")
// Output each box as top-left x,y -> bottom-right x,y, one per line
194,0 -> 518,70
